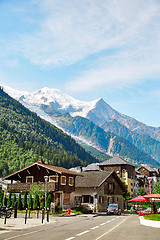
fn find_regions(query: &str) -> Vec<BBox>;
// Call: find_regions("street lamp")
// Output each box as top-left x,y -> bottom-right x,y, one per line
44,176 -> 48,211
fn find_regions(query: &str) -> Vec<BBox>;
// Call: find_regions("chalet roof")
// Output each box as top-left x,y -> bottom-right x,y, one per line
83,163 -> 99,171
98,156 -> 135,167
137,164 -> 157,173
2,159 -> 78,180
75,171 -> 126,191
136,170 -> 148,179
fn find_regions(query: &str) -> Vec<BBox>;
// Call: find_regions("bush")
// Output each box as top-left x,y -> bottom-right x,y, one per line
75,205 -> 90,214
23,191 -> 28,209
7,193 -> 12,208
46,194 -> 52,209
17,193 -> 23,210
11,193 -> 16,208
33,194 -> 40,209
28,194 -> 33,210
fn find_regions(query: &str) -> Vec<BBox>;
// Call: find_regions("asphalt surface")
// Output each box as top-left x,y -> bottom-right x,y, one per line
0,213 -> 160,240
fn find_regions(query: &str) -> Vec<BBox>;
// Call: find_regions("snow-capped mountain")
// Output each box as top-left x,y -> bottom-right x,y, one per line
2,85 -> 100,118
2,84 -> 160,166
2,84 -> 160,141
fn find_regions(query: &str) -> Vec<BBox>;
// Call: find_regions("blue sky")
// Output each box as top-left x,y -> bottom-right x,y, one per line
1,0 -> 160,127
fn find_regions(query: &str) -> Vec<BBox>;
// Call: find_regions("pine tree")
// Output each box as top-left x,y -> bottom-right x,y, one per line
46,193 -> 52,209
0,191 -> 4,206
33,194 -> 40,209
28,194 -> 33,210
40,195 -> 45,210
11,193 -> 16,208
7,193 -> 12,208
4,195 -> 7,207
23,191 -> 28,209
17,193 -> 23,210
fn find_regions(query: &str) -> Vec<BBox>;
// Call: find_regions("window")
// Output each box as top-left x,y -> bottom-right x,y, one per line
108,183 -> 115,190
26,176 -> 33,183
61,176 -> 66,185
69,177 -> 74,186
122,169 -> 126,174
49,175 -> 58,182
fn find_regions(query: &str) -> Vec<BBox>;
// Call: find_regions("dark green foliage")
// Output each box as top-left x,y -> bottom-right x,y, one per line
75,205 -> 90,214
17,193 -> 22,210
23,191 -> 28,209
28,194 -> 33,210
0,191 -> 4,206
136,187 -> 146,196
7,193 -> 12,208
46,193 -> 52,209
4,195 -> 7,207
153,178 -> 160,194
11,193 -> 16,208
40,195 -> 45,210
33,194 -> 40,210
0,88 -> 97,177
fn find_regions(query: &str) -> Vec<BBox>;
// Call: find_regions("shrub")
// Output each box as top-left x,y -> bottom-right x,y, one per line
23,191 -> 28,209
7,193 -> 12,208
11,193 -> 16,208
75,205 -> 90,214
33,194 -> 40,209
28,194 -> 33,210
17,193 -> 23,210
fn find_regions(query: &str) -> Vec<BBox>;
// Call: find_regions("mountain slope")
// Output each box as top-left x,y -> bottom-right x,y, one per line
99,118 -> 160,163
46,110 -> 160,167
0,87 -> 97,176
2,85 -> 160,166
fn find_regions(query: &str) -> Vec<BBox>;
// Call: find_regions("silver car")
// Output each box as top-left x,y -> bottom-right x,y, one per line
107,204 -> 121,215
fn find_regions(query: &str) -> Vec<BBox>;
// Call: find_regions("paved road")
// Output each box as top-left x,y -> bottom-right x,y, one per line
0,214 -> 160,240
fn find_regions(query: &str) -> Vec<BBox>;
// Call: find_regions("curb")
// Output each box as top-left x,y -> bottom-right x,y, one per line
139,216 -> 160,228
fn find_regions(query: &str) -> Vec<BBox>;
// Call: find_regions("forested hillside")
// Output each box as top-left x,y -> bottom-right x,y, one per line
0,88 -> 97,177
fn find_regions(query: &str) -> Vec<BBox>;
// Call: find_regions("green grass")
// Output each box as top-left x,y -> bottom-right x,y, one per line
144,214 -> 160,221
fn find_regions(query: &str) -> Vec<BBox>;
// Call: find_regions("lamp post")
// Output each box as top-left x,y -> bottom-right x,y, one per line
44,176 -> 48,211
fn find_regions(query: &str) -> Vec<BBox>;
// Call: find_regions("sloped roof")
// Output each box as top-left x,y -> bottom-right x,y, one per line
137,164 -> 157,173
83,163 -> 99,171
75,171 -> 126,191
2,159 -> 78,180
99,156 -> 135,167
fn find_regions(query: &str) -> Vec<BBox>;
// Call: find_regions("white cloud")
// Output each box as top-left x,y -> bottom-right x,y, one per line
6,0 -> 160,90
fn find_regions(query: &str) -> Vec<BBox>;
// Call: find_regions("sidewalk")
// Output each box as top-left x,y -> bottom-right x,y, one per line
0,213 -> 94,234
139,216 -> 160,228
0,215 -> 57,233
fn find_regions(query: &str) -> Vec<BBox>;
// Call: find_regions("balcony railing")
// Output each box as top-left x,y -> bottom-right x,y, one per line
7,182 -> 57,193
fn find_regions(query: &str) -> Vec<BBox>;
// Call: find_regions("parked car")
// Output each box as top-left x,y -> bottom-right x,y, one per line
107,204 -> 121,215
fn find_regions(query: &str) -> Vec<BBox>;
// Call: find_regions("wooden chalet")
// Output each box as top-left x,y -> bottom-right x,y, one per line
2,159 -> 78,208
74,170 -> 126,212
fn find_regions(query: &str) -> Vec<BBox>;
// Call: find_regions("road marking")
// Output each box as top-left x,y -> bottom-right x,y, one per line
91,225 -> 99,230
100,223 -> 106,226
95,217 -> 128,240
4,226 -> 55,240
65,237 -> 75,240
106,220 -> 111,223
76,230 -> 90,236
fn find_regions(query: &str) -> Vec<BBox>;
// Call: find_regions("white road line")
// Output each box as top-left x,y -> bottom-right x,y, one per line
65,237 -> 75,240
91,226 -> 99,230
76,230 -> 90,236
95,217 -> 128,240
4,226 -> 54,240
100,223 -> 106,226
106,220 -> 111,223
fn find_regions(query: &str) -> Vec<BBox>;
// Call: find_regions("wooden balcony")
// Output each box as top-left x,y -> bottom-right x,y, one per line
7,182 -> 58,193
